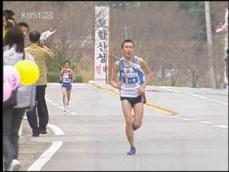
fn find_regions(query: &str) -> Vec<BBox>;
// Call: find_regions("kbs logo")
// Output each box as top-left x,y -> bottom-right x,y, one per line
21,12 -> 53,19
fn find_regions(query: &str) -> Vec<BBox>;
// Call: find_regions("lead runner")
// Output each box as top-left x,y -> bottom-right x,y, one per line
110,39 -> 153,155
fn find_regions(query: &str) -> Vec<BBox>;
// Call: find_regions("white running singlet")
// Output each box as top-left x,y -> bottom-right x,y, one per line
62,69 -> 72,83
119,56 -> 144,97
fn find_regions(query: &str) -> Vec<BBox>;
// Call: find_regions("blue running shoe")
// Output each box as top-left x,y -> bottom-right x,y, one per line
127,146 -> 136,155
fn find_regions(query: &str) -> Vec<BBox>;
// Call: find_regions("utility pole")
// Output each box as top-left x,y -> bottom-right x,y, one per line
204,1 -> 216,88
108,7 -> 112,84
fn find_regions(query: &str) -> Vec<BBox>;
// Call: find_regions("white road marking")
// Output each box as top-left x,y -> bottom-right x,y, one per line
172,90 -> 181,93
181,118 -> 228,130
160,87 -> 227,106
200,88 -> 211,91
214,100 -> 223,103
182,118 -> 195,121
27,123 -> 64,171
57,106 -> 64,109
64,113 -> 76,116
46,98 -> 77,116
199,121 -> 213,124
221,103 -> 228,105
215,125 -> 228,129
27,141 -> 63,171
47,83 -> 79,86
180,115 -> 228,129
47,124 -> 65,136
63,111 -> 76,115
201,97 -> 214,101
191,94 -> 206,99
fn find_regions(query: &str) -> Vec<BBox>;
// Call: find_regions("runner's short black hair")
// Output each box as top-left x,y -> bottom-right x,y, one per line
121,39 -> 135,48
64,60 -> 71,66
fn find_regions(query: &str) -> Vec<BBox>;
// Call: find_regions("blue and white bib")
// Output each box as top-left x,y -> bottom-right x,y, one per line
62,69 -> 72,84
119,56 -> 144,97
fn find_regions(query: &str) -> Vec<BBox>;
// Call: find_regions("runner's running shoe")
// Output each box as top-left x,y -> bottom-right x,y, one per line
127,146 -> 136,155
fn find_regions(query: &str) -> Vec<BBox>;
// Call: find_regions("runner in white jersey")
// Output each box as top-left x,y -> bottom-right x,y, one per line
110,39 -> 153,155
59,61 -> 75,111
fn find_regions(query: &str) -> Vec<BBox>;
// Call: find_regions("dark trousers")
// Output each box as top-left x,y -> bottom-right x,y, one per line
3,107 -> 25,169
26,85 -> 49,134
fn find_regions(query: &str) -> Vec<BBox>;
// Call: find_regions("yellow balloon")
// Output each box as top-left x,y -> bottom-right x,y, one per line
14,60 -> 40,85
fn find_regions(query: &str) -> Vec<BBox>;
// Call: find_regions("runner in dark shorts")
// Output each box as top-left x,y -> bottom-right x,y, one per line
110,39 -> 153,155
60,61 -> 75,111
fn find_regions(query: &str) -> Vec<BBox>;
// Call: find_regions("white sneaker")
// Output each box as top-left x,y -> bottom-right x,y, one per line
7,159 -> 21,171
63,105 -> 68,112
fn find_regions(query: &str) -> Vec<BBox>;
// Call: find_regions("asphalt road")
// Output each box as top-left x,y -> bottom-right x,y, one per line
25,83 -> 228,171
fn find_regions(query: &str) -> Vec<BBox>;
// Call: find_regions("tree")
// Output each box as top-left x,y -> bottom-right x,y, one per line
4,1 -> 227,86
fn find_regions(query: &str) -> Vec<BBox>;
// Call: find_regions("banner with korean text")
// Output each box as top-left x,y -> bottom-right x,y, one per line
94,6 -> 110,84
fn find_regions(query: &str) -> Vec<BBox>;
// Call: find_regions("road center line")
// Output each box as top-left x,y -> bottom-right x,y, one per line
161,87 -> 228,106
89,83 -> 180,116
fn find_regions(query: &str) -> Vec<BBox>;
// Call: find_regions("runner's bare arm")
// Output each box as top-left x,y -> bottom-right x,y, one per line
109,61 -> 121,89
59,68 -> 64,80
71,69 -> 75,81
138,57 -> 153,88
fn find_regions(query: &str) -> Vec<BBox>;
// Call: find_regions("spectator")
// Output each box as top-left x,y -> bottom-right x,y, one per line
3,9 -> 16,21
3,15 -> 16,39
25,31 -> 55,137
3,26 -> 35,171
17,22 -> 30,36
3,9 -> 16,30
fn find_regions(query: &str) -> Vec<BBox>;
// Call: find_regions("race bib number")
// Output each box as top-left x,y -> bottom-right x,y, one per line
122,76 -> 138,84
63,74 -> 71,83
122,76 -> 138,88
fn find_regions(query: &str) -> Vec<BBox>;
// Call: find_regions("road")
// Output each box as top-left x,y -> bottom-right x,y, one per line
26,83 -> 228,171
